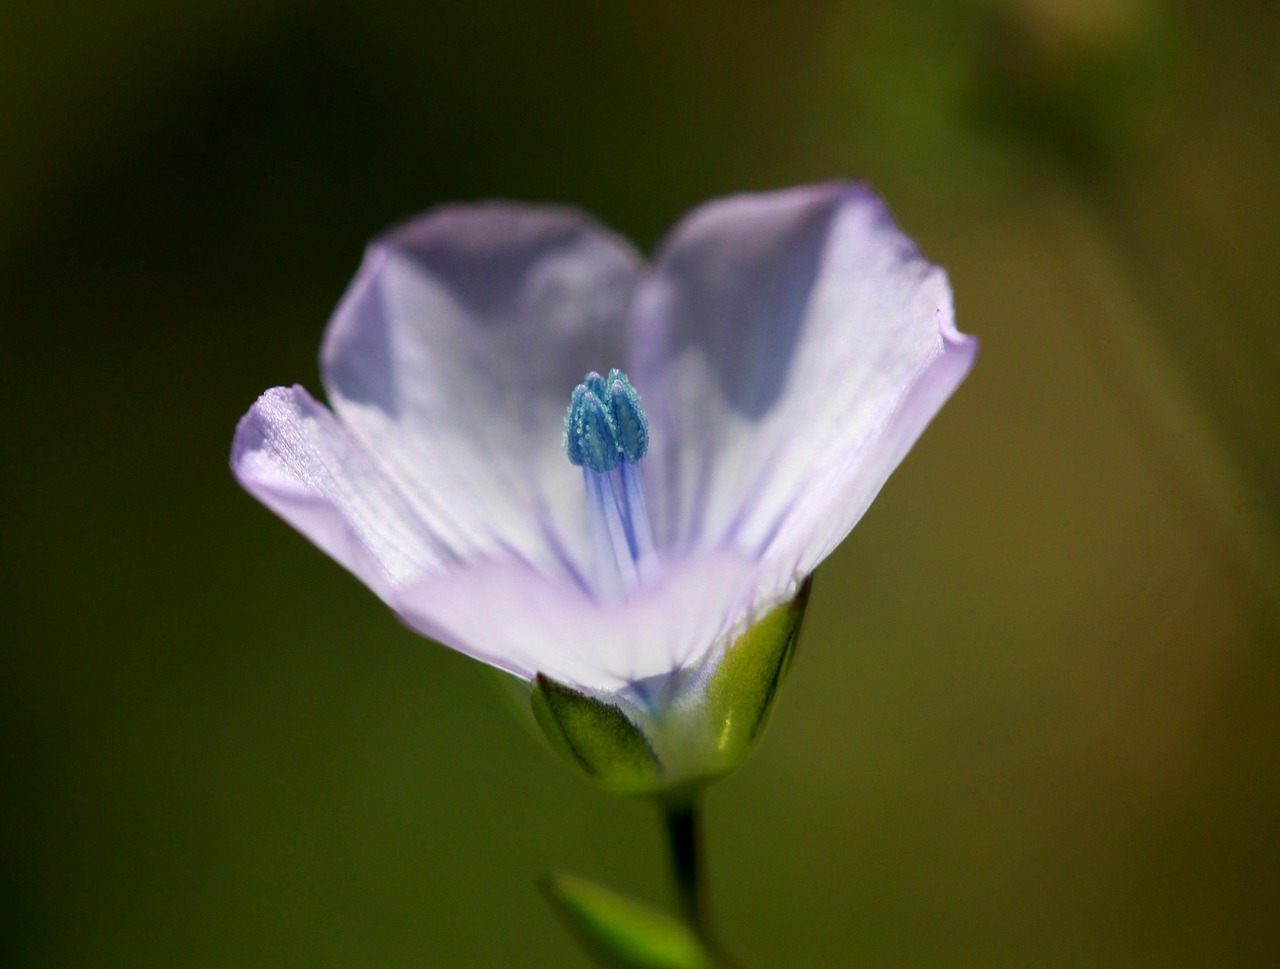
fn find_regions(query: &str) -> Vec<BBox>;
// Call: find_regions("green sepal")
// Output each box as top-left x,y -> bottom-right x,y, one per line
539,872 -> 713,969
532,674 -> 660,795
705,577 -> 811,767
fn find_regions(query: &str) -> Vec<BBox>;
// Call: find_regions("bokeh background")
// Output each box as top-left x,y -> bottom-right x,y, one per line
3,1 -> 1278,966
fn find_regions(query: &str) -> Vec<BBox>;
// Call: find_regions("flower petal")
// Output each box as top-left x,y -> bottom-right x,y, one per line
231,385 -> 444,601
321,203 -> 643,583
394,551 -> 761,692
629,183 -> 976,591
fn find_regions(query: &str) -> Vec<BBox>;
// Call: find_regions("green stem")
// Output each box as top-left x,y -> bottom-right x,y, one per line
664,798 -> 706,932
662,796 -> 741,968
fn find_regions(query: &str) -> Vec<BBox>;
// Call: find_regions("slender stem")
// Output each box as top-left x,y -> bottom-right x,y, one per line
664,797 -> 706,933
662,796 -> 743,968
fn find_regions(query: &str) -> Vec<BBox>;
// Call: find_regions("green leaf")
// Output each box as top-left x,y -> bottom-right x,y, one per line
540,872 -> 713,969
706,577 -> 812,764
532,674 -> 660,795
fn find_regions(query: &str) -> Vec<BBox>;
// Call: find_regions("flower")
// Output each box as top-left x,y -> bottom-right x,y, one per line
232,183 -> 977,793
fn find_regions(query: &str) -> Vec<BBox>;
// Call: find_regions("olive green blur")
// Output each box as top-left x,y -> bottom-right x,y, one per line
2,1 -> 1277,966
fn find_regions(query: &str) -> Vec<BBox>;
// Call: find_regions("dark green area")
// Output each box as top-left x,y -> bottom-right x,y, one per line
533,675 -> 659,795
3,1 -> 1278,966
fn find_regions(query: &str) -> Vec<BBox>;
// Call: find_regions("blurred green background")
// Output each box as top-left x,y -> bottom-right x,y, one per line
3,0 -> 1277,966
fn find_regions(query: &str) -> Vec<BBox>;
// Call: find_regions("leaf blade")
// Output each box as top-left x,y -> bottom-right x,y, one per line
540,872 -> 713,969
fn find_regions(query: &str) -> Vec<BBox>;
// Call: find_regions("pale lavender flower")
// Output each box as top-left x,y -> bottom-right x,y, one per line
232,183 -> 975,759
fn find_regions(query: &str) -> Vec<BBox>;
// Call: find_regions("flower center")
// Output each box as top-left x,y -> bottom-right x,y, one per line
563,370 -> 656,596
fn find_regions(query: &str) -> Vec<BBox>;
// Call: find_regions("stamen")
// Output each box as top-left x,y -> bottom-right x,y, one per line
563,369 -> 657,596
619,460 -> 656,576
563,382 -> 621,474
607,371 -> 648,463
589,468 -> 640,590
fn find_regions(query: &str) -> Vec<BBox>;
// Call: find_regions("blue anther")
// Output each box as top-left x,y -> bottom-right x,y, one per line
583,371 -> 609,401
608,373 -> 648,463
562,385 -> 591,467
564,369 -> 648,473
564,385 -> 621,473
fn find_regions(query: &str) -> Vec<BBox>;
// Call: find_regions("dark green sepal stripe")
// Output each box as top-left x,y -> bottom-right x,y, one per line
532,673 -> 660,795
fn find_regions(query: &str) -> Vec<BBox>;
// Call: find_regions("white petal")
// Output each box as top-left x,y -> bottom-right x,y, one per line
629,183 -> 976,591
231,386 -> 444,601
321,203 -> 643,583
394,551 -> 761,692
